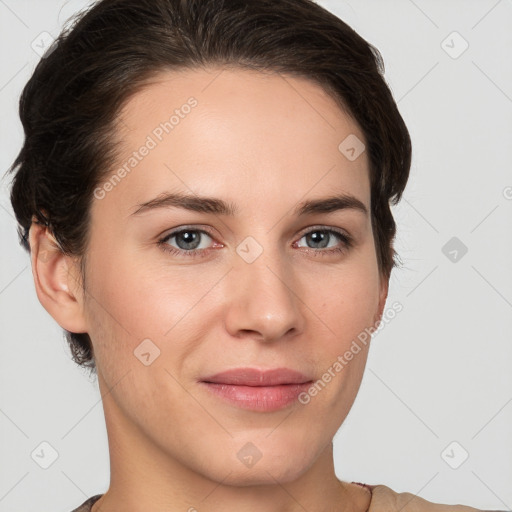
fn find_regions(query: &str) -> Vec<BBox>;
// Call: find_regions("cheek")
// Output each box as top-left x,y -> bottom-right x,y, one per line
82,248 -> 156,370
83,247 -> 219,378
305,271 -> 376,415
311,264 -> 380,347
84,248 -> 179,339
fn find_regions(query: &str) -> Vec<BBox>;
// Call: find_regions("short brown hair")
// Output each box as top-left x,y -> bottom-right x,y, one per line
7,0 -> 411,372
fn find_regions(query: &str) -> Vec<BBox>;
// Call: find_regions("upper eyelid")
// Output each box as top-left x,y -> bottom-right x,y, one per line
164,224 -> 348,234
298,225 -> 348,236
163,226 -> 215,240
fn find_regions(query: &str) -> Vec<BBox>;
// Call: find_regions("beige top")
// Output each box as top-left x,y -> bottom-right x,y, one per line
70,484 -> 505,512
366,484 -> 503,512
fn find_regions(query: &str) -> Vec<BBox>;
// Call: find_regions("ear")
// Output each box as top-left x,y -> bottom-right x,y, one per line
28,219 -> 88,333
373,273 -> 389,327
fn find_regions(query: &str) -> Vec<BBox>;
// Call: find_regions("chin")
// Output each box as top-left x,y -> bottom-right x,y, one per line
212,461 -> 312,487
201,438 -> 317,487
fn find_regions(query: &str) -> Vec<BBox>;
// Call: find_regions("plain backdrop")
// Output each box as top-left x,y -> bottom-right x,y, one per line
0,1 -> 511,511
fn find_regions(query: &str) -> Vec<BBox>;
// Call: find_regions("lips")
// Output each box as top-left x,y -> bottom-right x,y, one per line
199,367 -> 313,412
200,367 -> 312,386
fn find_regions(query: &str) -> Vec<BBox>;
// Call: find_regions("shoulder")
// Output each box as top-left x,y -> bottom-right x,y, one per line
368,484 -> 505,512
69,494 -> 103,512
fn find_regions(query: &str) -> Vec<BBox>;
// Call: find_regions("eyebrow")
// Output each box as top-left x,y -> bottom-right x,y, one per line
130,192 -> 368,217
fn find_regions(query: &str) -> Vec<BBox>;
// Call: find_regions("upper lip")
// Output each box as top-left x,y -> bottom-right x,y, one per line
201,367 -> 312,386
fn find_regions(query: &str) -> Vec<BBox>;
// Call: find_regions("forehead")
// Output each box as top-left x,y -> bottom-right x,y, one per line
98,67 -> 370,216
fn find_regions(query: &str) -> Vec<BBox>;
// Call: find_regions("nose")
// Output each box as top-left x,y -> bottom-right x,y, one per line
224,244 -> 305,343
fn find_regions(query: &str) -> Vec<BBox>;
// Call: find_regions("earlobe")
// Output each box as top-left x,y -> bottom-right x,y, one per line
28,219 -> 88,334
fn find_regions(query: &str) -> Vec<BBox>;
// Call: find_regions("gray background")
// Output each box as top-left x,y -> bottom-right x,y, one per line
0,0 -> 511,510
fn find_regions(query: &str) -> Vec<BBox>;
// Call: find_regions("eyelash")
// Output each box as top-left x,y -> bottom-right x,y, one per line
157,226 -> 353,259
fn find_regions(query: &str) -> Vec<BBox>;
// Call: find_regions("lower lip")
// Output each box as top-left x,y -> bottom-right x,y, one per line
200,382 -> 312,412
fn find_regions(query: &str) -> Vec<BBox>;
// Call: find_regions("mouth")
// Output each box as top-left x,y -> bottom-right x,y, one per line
199,367 -> 313,412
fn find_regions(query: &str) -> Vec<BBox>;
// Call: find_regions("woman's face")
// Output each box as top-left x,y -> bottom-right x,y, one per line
80,67 -> 387,485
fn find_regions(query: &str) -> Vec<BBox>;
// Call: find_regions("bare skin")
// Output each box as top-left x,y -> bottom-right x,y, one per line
29,66 -> 387,512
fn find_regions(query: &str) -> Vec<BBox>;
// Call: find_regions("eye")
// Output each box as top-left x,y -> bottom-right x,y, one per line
294,227 -> 352,256
158,227 -> 218,258
157,226 -> 353,259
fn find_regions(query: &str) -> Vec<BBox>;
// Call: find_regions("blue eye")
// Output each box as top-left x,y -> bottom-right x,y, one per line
157,226 -> 352,258
295,229 -> 352,254
158,228 -> 215,258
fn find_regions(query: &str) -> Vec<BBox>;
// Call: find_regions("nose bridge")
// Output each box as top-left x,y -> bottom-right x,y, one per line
225,233 -> 303,341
